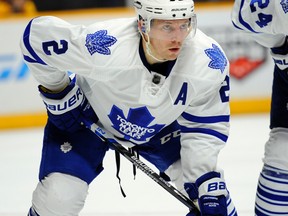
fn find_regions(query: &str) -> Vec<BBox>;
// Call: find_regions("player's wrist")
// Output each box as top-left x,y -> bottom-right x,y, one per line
39,78 -> 75,100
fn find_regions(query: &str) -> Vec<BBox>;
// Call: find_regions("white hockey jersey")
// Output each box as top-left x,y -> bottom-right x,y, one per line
20,16 -> 230,182
232,0 -> 288,47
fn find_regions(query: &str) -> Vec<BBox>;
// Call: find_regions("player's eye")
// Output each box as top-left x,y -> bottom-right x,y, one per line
180,23 -> 190,31
162,25 -> 173,32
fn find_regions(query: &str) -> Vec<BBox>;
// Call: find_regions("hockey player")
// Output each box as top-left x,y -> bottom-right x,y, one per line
21,0 -> 237,215
231,0 -> 288,215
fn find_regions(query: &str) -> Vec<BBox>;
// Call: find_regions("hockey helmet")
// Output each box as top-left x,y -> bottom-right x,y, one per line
134,0 -> 197,37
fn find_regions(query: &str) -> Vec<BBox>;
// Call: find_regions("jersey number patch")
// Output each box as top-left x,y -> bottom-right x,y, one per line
42,40 -> 68,55
220,75 -> 230,103
250,0 -> 272,28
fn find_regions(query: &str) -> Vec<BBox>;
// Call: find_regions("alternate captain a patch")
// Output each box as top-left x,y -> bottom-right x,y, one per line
85,30 -> 117,56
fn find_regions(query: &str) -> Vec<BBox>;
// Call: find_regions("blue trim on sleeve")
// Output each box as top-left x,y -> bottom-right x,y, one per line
23,19 -> 47,65
232,21 -> 244,30
181,112 -> 230,123
180,126 -> 228,142
238,0 -> 259,33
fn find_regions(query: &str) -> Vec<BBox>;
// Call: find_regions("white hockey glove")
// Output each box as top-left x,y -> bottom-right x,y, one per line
39,76 -> 98,132
184,171 -> 228,216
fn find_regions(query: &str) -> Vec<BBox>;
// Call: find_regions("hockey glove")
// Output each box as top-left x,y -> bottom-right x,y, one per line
184,171 -> 228,216
39,77 -> 98,132
271,36 -> 288,71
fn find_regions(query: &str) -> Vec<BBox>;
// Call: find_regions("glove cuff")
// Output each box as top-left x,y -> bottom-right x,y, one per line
184,171 -> 227,200
270,36 -> 288,71
40,84 -> 85,115
195,171 -> 220,187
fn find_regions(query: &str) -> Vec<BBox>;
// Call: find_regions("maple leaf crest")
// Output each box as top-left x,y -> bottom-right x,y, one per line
108,105 -> 165,142
281,0 -> 288,13
85,30 -> 117,56
205,44 -> 227,73
60,142 -> 72,153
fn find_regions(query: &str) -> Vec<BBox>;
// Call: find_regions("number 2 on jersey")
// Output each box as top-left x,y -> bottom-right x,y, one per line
42,40 -> 68,55
219,76 -> 229,103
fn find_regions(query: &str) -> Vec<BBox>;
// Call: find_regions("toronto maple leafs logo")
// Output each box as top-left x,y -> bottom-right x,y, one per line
60,142 -> 72,153
108,105 -> 165,142
85,30 -> 117,55
280,0 -> 288,13
205,44 -> 227,73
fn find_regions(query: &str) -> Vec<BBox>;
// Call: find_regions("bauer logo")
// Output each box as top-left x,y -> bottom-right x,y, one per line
0,54 -> 29,81
43,87 -> 84,115
171,8 -> 187,12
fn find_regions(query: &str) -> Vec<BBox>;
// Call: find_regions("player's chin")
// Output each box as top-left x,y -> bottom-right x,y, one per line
165,51 -> 180,60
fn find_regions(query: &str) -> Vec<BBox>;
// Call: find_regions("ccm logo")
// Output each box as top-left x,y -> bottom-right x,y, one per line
44,88 -> 84,114
160,129 -> 180,144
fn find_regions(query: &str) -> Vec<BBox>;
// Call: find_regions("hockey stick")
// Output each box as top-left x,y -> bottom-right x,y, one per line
89,123 -> 200,214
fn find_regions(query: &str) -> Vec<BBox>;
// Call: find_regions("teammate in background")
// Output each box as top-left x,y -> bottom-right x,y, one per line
21,0 -> 237,215
231,0 -> 288,215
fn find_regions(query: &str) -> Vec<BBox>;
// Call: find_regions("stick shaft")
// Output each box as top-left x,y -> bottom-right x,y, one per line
89,123 -> 199,213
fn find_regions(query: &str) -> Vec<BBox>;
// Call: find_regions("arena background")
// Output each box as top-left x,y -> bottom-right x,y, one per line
0,1 -> 273,129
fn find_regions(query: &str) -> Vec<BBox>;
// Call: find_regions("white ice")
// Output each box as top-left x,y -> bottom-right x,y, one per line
0,113 -> 269,216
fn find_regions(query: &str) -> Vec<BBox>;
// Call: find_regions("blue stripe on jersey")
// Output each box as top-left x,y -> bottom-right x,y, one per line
258,182 -> 288,203
238,0 -> 259,33
180,126 -> 228,142
255,202 -> 288,215
261,172 -> 288,185
23,19 -> 47,65
181,112 -> 230,123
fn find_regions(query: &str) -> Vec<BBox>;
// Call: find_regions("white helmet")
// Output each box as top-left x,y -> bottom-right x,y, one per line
134,0 -> 196,35
134,0 -> 195,21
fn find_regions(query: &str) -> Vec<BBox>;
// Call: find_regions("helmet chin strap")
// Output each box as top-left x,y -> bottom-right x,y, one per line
141,31 -> 167,63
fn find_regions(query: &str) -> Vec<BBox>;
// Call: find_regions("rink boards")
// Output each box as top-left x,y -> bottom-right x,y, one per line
0,4 -> 273,129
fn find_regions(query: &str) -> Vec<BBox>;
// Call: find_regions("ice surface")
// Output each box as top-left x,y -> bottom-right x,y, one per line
0,114 -> 269,216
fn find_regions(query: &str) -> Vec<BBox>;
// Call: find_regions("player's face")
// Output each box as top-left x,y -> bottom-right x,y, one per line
148,19 -> 191,60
